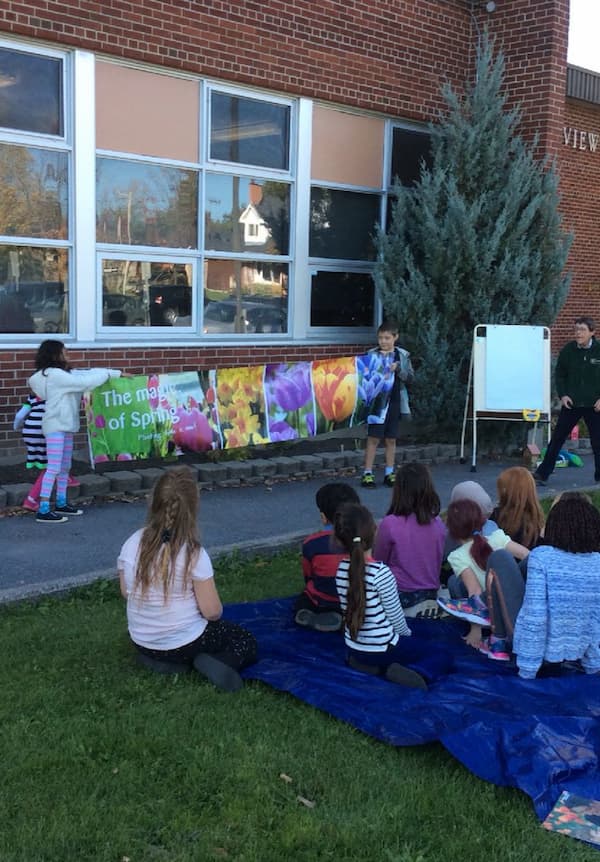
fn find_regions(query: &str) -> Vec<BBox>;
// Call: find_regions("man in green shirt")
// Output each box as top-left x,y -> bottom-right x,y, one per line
534,317 -> 600,485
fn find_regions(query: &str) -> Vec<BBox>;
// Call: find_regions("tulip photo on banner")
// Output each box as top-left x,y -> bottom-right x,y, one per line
85,353 -> 398,464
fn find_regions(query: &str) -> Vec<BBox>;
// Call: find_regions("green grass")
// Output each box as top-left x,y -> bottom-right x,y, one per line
1,550 -> 599,862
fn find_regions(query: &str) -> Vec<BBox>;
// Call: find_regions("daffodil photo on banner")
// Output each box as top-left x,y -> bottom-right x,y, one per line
214,364 -> 269,448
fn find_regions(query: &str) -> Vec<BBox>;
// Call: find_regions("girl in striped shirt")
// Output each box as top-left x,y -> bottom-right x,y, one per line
334,503 -> 451,689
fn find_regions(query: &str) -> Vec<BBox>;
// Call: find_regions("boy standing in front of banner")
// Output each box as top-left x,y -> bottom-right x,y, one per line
361,320 -> 414,488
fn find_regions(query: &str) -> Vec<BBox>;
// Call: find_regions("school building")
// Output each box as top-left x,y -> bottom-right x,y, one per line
0,0 -> 597,456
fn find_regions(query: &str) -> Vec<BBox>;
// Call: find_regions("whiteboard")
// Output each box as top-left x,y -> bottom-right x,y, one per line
473,324 -> 550,416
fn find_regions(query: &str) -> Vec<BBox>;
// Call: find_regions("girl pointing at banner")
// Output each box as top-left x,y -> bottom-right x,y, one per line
29,339 -> 127,524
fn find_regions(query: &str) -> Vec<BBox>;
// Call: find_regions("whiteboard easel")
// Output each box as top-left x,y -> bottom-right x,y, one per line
460,324 -> 551,470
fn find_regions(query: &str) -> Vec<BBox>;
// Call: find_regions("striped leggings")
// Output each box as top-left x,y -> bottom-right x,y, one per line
40,432 -> 73,502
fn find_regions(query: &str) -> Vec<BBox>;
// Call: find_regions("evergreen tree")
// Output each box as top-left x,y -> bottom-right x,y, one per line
375,36 -> 572,437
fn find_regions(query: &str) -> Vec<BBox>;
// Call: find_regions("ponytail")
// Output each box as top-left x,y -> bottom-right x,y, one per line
470,531 -> 493,571
334,504 -> 376,641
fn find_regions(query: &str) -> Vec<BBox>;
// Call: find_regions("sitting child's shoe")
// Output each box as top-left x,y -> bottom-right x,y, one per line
55,504 -> 84,516
437,594 -> 490,626
193,653 -> 243,692
295,608 -> 317,628
22,495 -> 39,512
314,611 -> 343,633
404,599 -> 447,620
384,663 -> 428,689
67,475 -> 81,488
361,472 -> 376,488
479,636 -> 511,662
383,473 -> 395,487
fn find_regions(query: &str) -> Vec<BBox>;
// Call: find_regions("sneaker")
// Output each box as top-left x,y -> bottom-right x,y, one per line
193,653 -> 243,693
437,595 -> 491,626
67,475 -> 81,488
55,504 -> 84,516
383,473 -> 395,487
36,510 -> 68,524
361,473 -> 376,488
404,599 -> 448,620
314,611 -> 343,633
479,636 -> 511,662
295,608 -> 317,628
22,496 -> 39,512
384,663 -> 428,689
533,471 -> 547,486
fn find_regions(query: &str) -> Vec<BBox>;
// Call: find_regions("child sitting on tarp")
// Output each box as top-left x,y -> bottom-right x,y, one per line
437,499 -> 529,658
334,502 -> 451,688
294,482 -> 360,633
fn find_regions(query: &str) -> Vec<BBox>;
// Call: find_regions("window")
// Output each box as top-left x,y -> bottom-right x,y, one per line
0,45 -> 70,338
0,245 -> 68,334
0,46 -> 63,136
205,173 -> 290,254
390,127 -> 431,187
101,258 -> 192,328
310,270 -> 374,327
210,91 -> 290,171
203,260 -> 287,334
96,158 -> 198,249
310,187 -> 380,261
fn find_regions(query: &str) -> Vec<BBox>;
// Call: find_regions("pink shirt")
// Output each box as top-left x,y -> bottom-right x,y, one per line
373,513 -> 446,592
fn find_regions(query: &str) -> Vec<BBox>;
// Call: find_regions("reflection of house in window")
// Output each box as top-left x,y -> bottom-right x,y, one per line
238,180 -> 271,246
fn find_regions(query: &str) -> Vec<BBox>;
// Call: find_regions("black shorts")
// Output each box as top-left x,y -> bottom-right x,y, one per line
367,409 -> 400,440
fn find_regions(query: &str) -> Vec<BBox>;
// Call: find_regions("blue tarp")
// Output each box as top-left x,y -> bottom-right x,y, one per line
226,597 -> 600,820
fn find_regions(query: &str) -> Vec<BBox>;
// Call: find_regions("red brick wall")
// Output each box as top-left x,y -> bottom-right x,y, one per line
0,343 -> 365,457
0,0 -> 471,123
554,98 -> 600,347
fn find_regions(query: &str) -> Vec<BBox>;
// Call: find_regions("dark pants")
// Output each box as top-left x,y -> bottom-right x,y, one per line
536,405 -> 600,481
485,549 -> 525,640
294,592 -> 341,615
136,619 -> 258,670
347,635 -> 452,684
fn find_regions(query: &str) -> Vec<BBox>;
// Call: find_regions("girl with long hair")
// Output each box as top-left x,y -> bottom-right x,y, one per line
373,462 -> 446,618
118,466 -> 257,692
438,498 -> 529,656
511,492 -> 600,678
491,466 -> 545,550
28,339 -> 124,523
334,503 -> 450,689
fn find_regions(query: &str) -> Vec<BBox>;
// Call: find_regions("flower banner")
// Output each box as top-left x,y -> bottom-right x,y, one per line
85,353 -> 396,465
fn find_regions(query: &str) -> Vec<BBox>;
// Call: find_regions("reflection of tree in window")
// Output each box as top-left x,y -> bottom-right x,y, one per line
0,144 -> 68,239
96,159 -> 198,249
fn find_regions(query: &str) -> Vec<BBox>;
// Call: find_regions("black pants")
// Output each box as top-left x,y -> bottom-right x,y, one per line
536,406 -> 600,481
136,619 -> 258,670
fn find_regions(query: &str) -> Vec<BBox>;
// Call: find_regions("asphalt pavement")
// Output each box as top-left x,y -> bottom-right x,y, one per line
0,452 -> 597,603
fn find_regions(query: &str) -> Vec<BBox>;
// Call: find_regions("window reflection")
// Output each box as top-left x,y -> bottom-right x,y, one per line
0,245 -> 68,333
102,259 -> 192,327
96,158 -> 198,249
0,47 -> 63,136
390,127 -> 432,187
309,188 -> 379,261
204,259 -> 287,334
310,271 -> 374,327
205,174 -> 290,254
0,144 -> 68,239
210,92 -> 290,171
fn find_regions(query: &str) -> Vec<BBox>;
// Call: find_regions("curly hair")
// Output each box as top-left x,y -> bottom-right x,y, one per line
495,467 -> 545,549
34,339 -> 68,372
134,466 -> 201,601
544,492 -> 600,553
334,503 -> 377,641
387,461 -> 440,524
